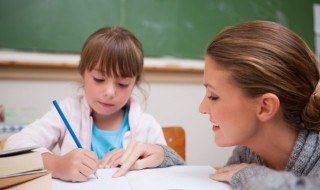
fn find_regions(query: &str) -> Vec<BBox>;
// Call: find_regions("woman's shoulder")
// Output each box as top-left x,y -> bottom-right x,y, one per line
232,145 -> 251,152
227,146 -> 265,165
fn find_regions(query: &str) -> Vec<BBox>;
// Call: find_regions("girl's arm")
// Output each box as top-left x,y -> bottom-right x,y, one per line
4,106 -> 66,153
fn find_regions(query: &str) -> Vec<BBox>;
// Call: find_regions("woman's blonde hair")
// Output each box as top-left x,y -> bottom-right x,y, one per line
206,20 -> 320,131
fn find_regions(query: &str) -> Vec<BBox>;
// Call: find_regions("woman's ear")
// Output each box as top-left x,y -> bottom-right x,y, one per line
256,93 -> 280,122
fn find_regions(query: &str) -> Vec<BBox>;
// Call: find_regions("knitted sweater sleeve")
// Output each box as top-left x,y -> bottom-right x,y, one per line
227,146 -> 320,190
231,166 -> 320,190
157,144 -> 186,168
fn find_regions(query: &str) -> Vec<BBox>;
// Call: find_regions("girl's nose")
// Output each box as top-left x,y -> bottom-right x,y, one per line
103,84 -> 116,97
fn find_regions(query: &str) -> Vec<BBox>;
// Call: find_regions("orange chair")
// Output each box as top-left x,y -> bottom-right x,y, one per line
162,126 -> 186,160
0,138 -> 6,150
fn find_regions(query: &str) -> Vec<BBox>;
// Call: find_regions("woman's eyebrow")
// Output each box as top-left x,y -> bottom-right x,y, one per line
204,83 -> 216,90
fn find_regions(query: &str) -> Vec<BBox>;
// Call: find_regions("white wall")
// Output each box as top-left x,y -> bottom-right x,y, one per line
0,79 -> 233,167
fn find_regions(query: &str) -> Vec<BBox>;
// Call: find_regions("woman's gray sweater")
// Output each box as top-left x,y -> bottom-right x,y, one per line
159,130 -> 320,190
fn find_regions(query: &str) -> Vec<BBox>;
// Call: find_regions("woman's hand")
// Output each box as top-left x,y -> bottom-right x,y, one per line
210,163 -> 255,183
99,148 -> 125,169
42,149 -> 99,182
112,140 -> 165,177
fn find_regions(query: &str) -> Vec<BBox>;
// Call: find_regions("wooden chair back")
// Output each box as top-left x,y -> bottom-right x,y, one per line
162,126 -> 186,160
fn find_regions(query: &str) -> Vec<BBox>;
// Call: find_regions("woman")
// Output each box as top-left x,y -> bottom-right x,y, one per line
112,21 -> 320,190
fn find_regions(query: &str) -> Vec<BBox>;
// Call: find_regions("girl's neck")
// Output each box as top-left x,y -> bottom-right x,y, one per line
92,109 -> 125,131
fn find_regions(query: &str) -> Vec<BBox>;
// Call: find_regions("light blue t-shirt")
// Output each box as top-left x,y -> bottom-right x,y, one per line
91,106 -> 130,160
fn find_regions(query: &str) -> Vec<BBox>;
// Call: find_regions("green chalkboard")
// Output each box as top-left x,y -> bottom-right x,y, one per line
0,0 -> 318,59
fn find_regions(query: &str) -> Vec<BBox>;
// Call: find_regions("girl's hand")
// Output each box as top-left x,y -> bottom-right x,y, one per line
99,148 -> 125,169
42,149 -> 99,182
112,140 -> 165,178
210,163 -> 255,183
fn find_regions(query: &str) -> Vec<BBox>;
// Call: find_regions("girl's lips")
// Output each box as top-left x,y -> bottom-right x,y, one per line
98,101 -> 114,107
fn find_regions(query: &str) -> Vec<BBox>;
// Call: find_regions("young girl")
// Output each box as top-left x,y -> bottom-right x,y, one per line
111,21 -> 320,190
4,26 -> 167,182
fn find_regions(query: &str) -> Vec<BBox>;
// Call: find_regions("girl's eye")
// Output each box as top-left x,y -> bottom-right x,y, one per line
208,96 -> 219,101
93,77 -> 104,83
118,83 -> 129,88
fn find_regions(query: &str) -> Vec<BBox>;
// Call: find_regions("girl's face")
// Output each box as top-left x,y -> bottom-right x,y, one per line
83,67 -> 136,118
199,56 -> 261,147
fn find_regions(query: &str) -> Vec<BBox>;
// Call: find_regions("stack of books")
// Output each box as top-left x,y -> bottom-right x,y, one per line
0,146 -> 52,190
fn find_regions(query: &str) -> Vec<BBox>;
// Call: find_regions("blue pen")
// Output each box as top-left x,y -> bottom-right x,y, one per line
52,100 -> 82,148
53,100 -> 98,178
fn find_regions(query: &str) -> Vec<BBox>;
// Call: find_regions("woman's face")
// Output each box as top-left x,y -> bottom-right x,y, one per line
199,56 -> 261,147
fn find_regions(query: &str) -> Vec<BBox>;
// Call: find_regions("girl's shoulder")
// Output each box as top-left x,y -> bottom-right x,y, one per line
56,96 -> 89,113
127,98 -> 161,127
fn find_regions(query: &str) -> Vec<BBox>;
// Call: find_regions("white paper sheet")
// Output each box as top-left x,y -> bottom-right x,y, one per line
52,166 -> 231,190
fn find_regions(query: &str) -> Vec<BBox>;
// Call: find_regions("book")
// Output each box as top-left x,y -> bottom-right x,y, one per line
0,146 -> 44,177
52,165 -> 231,190
0,170 -> 52,190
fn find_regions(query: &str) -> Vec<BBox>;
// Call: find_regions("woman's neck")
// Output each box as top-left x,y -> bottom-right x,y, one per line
245,120 -> 299,170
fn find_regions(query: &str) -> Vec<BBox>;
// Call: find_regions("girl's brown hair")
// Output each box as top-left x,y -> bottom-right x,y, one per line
206,20 -> 320,131
78,26 -> 144,84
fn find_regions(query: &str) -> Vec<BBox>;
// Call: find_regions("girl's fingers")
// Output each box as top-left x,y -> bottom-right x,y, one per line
78,163 -> 94,179
130,154 -> 159,170
118,141 -> 140,163
83,149 -> 99,162
113,143 -> 164,178
108,150 -> 124,168
113,142 -> 147,177
99,149 -> 123,168
113,151 -> 143,177
72,172 -> 88,182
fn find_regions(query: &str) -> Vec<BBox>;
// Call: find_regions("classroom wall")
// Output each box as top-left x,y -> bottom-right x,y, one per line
0,79 -> 234,166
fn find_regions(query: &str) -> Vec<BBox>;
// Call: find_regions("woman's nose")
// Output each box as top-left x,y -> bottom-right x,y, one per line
198,97 -> 208,114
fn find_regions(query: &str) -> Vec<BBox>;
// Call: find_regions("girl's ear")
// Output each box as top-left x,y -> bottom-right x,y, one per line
256,93 -> 280,122
80,73 -> 85,82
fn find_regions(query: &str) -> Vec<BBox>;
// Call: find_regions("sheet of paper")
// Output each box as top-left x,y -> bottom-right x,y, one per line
52,168 -> 131,190
52,166 -> 231,190
125,165 -> 231,190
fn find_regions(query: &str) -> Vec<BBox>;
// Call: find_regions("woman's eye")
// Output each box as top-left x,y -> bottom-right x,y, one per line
208,96 -> 219,101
